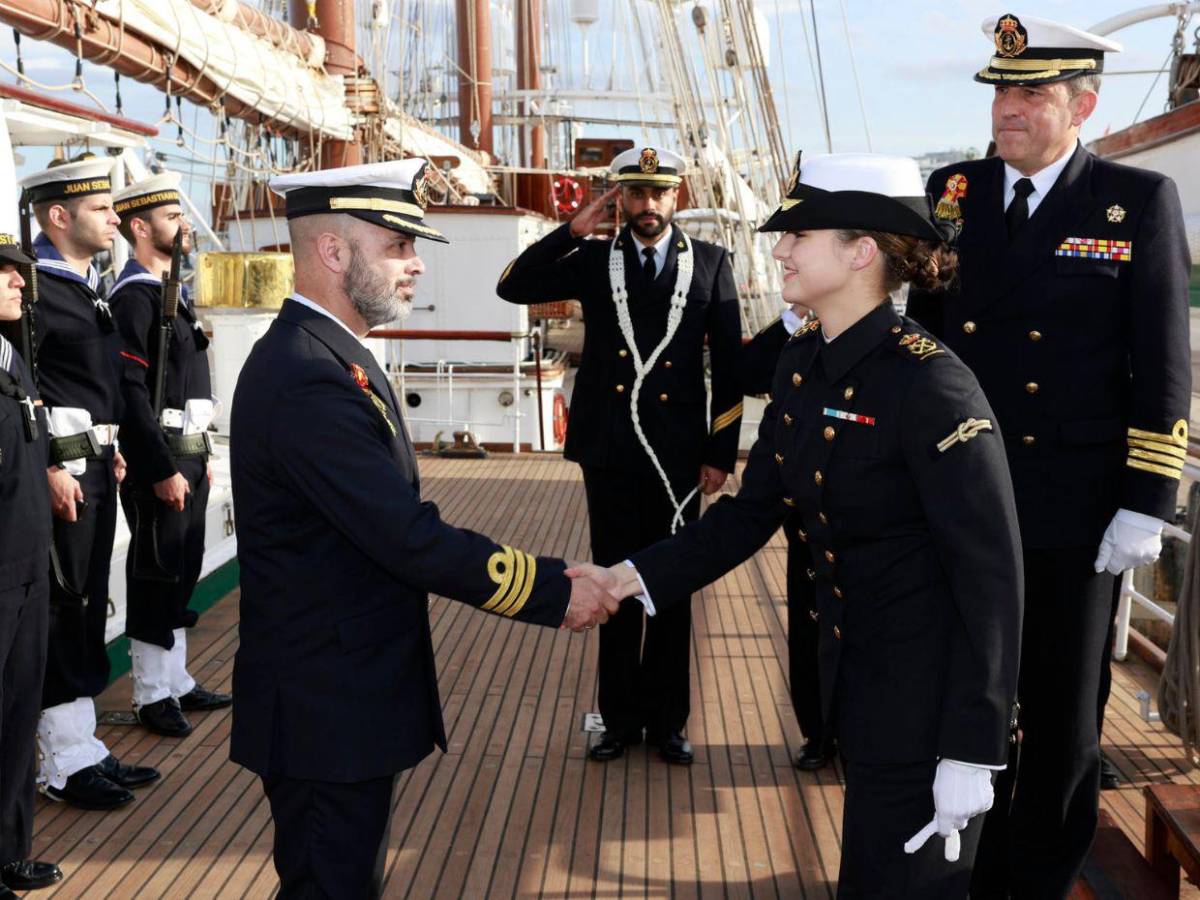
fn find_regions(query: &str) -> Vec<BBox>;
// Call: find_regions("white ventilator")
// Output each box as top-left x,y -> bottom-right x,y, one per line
608,234 -> 698,534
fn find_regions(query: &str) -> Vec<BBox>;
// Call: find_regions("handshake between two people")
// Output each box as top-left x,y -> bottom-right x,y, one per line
559,562 -> 646,632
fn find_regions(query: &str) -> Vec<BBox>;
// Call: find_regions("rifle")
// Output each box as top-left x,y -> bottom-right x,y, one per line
16,190 -> 37,391
130,228 -> 184,583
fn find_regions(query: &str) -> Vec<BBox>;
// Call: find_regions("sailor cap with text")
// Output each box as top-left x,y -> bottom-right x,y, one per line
975,13 -> 1122,86
759,152 -> 948,242
0,232 -> 34,266
113,171 -> 183,219
610,146 -> 686,187
19,156 -> 116,205
269,158 -> 448,243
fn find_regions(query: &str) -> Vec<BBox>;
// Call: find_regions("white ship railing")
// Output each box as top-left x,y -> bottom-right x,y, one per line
1113,459 -> 1200,661
367,328 -> 537,453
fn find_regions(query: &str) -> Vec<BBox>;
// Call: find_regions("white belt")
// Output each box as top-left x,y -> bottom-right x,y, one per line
91,424 -> 119,446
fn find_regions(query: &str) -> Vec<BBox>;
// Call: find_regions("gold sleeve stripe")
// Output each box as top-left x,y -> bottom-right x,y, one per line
1128,421 -> 1188,448
500,555 -> 537,618
498,259 -> 516,285
1127,447 -> 1185,470
712,402 -> 744,434
483,545 -> 538,617
1127,458 -> 1184,480
1127,437 -> 1187,460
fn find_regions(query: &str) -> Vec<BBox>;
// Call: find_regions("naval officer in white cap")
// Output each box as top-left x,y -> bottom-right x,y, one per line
907,14 -> 1192,897
229,158 -> 616,898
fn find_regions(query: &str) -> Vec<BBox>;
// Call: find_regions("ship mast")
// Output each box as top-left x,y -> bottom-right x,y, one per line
290,0 -> 361,168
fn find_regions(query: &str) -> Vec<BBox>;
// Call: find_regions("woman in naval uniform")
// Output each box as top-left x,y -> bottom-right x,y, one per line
574,153 -> 1023,897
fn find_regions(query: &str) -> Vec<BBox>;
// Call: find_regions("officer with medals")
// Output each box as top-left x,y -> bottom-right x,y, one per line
229,158 -> 617,897
0,236 -> 63,895
496,145 -> 744,765
573,153 -> 1024,897
906,15 -> 1193,897
740,309 -> 830,771
19,158 -> 160,811
110,172 -> 231,739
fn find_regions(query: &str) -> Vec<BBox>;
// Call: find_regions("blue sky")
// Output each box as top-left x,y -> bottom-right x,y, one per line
0,0 -> 1190,176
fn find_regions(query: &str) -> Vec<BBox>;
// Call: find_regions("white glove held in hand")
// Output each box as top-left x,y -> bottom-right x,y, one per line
1093,508 -> 1164,575
903,760 -> 995,862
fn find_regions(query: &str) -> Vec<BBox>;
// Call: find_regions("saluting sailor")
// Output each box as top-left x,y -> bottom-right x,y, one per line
496,144 -> 744,765
110,172 -> 231,739
229,158 -> 617,898
0,236 -> 63,895
906,15 -> 1192,897
575,153 -> 1024,898
19,157 -> 160,812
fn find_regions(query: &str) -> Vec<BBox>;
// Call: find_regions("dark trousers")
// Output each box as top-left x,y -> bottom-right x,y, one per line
120,457 -> 209,649
0,578 -> 47,863
582,465 -> 699,739
43,454 -> 117,708
970,548 -> 1115,900
839,758 -> 984,899
785,534 -> 823,748
1096,578 -> 1123,739
263,772 -> 397,899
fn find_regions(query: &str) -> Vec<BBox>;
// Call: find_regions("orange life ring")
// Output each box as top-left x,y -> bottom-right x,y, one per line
553,391 -> 568,446
552,177 -> 584,215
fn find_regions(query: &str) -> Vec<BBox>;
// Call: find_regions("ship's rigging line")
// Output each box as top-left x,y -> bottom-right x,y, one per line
836,0 -> 872,152
805,0 -> 833,152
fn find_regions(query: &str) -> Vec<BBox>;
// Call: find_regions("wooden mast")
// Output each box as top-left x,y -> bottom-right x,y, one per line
515,0 -> 550,214
455,0 -> 493,156
291,0 -> 361,168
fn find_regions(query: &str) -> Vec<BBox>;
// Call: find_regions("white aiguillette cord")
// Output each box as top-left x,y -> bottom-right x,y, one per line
608,232 -> 697,534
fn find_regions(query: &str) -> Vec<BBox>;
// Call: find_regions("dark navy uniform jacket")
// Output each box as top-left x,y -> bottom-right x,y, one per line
633,303 -> 1023,766
230,299 -> 572,782
0,338 -> 50,590
30,234 -> 122,437
110,260 -> 212,486
496,223 -> 743,479
908,146 -> 1192,550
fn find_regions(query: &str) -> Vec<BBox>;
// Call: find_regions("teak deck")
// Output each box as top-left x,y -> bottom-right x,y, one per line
28,455 -> 1200,898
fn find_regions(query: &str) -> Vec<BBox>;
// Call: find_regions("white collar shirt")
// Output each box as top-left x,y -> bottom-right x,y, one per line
1003,140 -> 1078,219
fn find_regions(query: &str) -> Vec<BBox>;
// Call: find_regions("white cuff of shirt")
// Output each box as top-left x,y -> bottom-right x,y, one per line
943,757 -> 1006,771
623,560 -> 656,616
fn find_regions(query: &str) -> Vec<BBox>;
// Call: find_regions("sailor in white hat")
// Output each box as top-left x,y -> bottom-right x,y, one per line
906,15 -> 1193,898
109,172 -> 232,742
498,144 -> 745,766
571,150 -> 1022,897
19,155 -> 163,815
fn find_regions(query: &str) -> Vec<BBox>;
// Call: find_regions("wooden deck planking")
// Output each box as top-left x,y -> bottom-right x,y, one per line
24,454 -> 1200,898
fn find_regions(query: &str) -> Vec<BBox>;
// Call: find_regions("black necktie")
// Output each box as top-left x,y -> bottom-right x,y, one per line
642,246 -> 657,281
1006,178 -> 1035,240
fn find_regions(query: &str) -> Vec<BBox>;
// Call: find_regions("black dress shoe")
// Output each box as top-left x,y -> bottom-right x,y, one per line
44,768 -> 133,810
793,741 -> 831,771
137,698 -> 193,737
589,731 -> 641,762
1,860 -> 63,891
1100,754 -> 1121,791
96,754 -> 160,789
0,884 -> 15,899
178,685 -> 232,711
649,732 -> 694,765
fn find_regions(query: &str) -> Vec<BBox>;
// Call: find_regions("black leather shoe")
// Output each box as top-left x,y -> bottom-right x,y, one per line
96,754 -> 160,789
1,860 -> 63,891
44,768 -> 133,810
649,732 -> 694,765
178,685 -> 232,711
137,698 -> 193,737
1100,754 -> 1121,791
794,741 -> 831,771
0,884 -> 15,899
589,731 -> 641,762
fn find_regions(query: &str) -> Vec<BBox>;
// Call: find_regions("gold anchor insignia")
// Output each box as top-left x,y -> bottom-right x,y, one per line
793,319 -> 821,339
899,333 -> 943,361
937,418 -> 994,453
1106,204 -> 1126,223
639,147 -> 659,174
412,165 -> 430,209
994,14 -> 1027,58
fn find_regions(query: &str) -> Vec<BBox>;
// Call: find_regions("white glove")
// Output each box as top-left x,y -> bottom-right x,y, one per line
904,759 -> 995,862
1093,508 -> 1164,575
